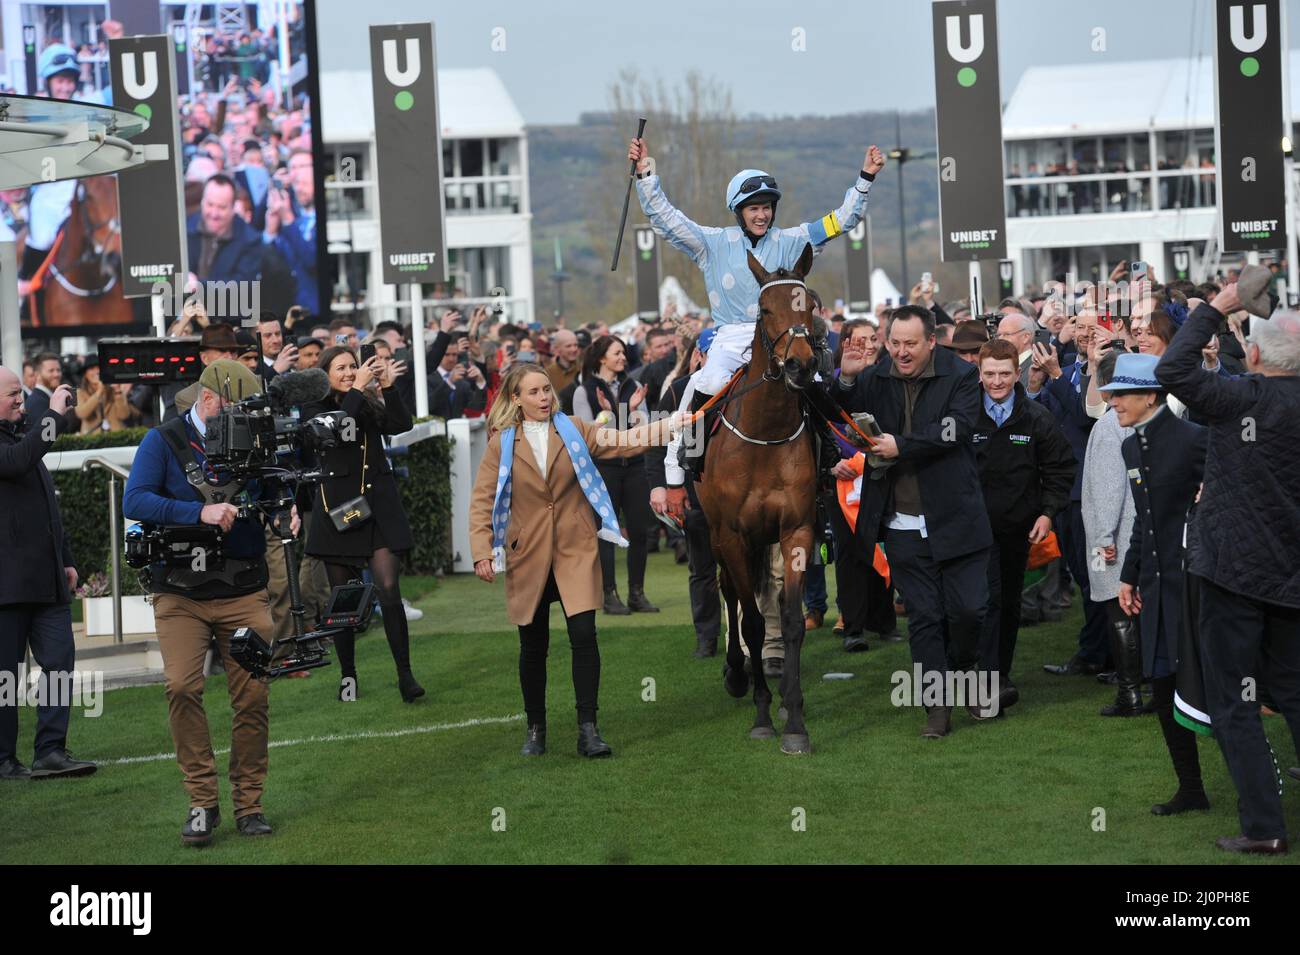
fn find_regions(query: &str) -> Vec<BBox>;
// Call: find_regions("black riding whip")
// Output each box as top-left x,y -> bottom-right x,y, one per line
610,117 -> 647,271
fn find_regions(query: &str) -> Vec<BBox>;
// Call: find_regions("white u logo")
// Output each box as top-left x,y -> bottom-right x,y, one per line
848,222 -> 866,242
999,262 -> 1013,280
945,14 -> 984,64
636,229 -> 655,252
1174,251 -> 1190,270
383,37 -> 421,87
120,51 -> 158,100
1230,4 -> 1267,53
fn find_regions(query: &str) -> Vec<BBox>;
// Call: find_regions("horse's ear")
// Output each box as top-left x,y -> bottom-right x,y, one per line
746,250 -> 769,286
794,243 -> 815,280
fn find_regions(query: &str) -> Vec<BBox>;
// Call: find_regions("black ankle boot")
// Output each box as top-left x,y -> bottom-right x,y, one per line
693,636 -> 717,658
521,723 -> 546,756
627,586 -> 659,613
397,668 -> 425,703
577,722 -> 612,758
603,587 -> 630,615
1100,618 -> 1144,717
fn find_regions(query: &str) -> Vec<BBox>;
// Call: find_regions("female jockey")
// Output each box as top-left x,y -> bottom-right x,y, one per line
628,136 -> 885,489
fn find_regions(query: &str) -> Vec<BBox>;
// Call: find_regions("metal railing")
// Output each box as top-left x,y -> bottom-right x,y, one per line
81,457 -> 131,644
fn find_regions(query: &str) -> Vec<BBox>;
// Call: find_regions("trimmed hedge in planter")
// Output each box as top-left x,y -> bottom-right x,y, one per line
48,424 -> 453,592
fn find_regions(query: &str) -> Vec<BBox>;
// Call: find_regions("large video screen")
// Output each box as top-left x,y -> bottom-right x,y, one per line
10,0 -> 324,334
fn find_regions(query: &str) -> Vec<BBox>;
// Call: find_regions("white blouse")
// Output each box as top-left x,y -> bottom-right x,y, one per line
521,419 -> 550,479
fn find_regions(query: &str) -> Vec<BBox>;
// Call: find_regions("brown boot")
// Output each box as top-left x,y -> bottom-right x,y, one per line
627,587 -> 659,613
922,706 -> 952,739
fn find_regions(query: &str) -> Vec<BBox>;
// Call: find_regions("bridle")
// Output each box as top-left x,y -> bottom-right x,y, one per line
716,277 -> 815,446
755,278 -> 814,389
47,180 -> 121,298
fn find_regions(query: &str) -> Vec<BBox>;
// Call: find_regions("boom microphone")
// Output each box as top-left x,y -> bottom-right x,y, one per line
267,368 -> 331,408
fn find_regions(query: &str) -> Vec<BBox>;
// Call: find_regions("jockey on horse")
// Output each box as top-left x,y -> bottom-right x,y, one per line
628,136 -> 886,513
17,45 -> 83,307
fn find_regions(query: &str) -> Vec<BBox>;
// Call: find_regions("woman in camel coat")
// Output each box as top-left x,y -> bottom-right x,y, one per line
469,362 -> 686,760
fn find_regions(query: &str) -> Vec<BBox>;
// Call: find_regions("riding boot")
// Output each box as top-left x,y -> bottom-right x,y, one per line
684,391 -> 711,479
1099,617 -> 1143,717
1150,675 -> 1210,815
627,586 -> 659,613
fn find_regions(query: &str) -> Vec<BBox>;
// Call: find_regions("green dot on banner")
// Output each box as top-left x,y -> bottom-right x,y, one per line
133,103 -> 152,120
1241,57 -> 1259,77
394,90 -> 414,111
957,67 -> 977,87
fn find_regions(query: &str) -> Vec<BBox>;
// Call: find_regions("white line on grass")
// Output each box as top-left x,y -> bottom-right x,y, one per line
108,713 -> 526,766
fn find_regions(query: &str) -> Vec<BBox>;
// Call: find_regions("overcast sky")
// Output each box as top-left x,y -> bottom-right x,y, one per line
314,0 -> 1300,124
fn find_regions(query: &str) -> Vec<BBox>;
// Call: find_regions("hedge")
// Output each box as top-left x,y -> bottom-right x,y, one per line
48,423 -> 453,593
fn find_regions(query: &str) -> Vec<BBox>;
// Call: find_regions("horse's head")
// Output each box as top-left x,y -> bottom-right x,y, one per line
75,178 -> 123,276
747,243 -> 817,390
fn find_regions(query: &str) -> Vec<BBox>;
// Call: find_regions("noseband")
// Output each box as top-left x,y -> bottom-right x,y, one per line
756,278 -> 813,388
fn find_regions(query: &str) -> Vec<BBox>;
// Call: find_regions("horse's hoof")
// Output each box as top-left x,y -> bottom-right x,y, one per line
723,664 -> 749,699
749,725 -> 776,739
780,734 -> 812,755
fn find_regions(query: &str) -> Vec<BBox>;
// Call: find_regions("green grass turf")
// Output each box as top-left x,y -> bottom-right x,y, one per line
4,551 -> 1298,865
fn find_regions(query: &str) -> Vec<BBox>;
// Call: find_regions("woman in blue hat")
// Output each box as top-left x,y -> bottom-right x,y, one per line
1100,352 -> 1210,816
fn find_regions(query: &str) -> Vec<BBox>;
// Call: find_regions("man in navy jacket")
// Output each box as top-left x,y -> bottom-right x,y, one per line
0,370 -> 96,780
834,305 -> 991,738
1157,284 -> 1300,855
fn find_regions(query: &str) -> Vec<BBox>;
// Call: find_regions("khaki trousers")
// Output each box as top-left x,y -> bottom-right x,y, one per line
729,543 -> 785,661
151,591 -> 272,817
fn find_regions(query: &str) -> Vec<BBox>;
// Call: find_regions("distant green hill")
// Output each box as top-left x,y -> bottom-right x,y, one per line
527,108 -> 979,322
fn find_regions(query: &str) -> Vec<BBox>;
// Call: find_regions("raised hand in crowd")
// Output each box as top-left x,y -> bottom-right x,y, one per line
839,335 -> 871,377
1201,333 -> 1220,371
440,309 -> 462,334
1031,341 -> 1061,379
595,387 -> 612,414
465,363 -> 485,388
468,306 -> 489,339
628,383 -> 647,412
272,342 -> 299,374
385,359 -> 408,383
863,144 -> 886,175
352,355 -> 381,392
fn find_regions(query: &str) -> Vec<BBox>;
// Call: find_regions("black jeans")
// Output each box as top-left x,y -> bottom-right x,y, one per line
832,501 -> 895,637
0,603 -> 76,762
883,529 -> 988,679
684,506 -> 720,642
978,528 -> 1032,680
596,459 -> 652,591
1197,576 -> 1300,841
519,571 -> 601,725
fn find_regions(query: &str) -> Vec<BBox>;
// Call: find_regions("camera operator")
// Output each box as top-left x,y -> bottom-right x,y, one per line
123,359 -> 289,846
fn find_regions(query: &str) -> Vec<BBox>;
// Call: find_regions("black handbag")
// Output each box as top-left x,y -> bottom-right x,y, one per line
322,435 -> 373,532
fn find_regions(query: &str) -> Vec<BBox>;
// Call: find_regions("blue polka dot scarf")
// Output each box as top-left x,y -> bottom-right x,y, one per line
490,413 -> 629,572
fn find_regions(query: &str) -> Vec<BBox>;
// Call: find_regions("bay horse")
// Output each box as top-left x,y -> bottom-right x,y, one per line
695,243 -> 820,755
34,175 -> 133,327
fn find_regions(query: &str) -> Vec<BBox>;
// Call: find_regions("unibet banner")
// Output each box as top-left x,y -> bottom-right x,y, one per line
370,23 -> 447,285
634,225 -> 660,320
997,259 -> 1015,298
932,0 -> 1007,261
110,34 -> 187,298
844,217 -> 873,312
1214,0 -> 1287,253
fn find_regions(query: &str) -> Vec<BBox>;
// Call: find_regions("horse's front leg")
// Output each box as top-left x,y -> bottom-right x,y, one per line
778,527 -> 814,754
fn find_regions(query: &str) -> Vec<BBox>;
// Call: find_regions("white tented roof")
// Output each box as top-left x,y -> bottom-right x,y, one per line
320,68 -> 526,142
1002,51 -> 1300,139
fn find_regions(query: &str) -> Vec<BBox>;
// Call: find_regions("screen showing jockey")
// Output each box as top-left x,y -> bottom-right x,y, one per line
17,44 -> 82,302
629,136 -> 885,487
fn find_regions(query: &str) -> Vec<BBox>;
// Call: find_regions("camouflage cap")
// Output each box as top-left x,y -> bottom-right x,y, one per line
197,358 -> 262,401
